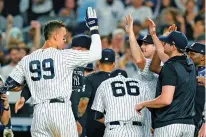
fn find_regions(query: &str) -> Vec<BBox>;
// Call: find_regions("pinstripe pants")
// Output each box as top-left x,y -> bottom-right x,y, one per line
143,109 -> 153,137
104,124 -> 143,137
31,100 -> 78,137
154,124 -> 195,137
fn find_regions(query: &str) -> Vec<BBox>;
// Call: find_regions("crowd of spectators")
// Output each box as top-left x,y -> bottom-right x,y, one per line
0,0 -> 205,100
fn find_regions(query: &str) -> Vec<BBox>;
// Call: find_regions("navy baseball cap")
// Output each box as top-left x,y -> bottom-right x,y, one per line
84,63 -> 94,71
110,69 -> 128,78
100,48 -> 115,63
71,34 -> 91,50
159,31 -> 188,50
186,42 -> 205,55
137,35 -> 154,45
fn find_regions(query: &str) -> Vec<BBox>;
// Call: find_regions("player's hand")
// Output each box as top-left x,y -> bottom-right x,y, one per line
147,18 -> 156,36
125,14 -> 134,35
85,7 -> 98,31
150,128 -> 154,136
31,20 -> 41,29
135,103 -> 144,115
7,15 -> 13,25
198,123 -> 206,137
15,97 -> 25,113
176,15 -> 185,24
76,121 -> 82,136
3,129 -> 14,137
163,24 -> 177,36
1,94 -> 9,109
197,76 -> 205,87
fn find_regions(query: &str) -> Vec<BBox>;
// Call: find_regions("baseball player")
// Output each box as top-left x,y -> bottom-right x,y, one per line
91,69 -> 152,137
186,42 -> 205,137
0,76 -> 14,137
125,14 -> 158,137
149,20 -> 205,137
0,7 -> 102,137
14,35 -> 94,136
78,63 -> 95,137
84,48 -> 116,137
198,104 -> 206,137
136,30 -> 196,137
0,76 -> 10,126
68,34 -> 93,136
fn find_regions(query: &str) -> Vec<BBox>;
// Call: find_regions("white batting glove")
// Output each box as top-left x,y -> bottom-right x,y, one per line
3,129 -> 14,137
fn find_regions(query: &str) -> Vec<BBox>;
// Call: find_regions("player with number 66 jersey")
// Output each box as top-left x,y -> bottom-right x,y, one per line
91,69 -> 152,137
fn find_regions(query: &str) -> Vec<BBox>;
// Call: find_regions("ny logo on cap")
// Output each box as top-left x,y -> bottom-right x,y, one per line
191,43 -> 195,47
143,35 -> 147,40
105,58 -> 108,60
172,41 -> 175,45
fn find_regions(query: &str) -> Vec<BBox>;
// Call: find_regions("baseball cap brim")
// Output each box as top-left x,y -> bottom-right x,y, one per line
84,67 -> 93,71
159,35 -> 173,45
186,48 -> 198,53
186,46 -> 205,55
137,40 -> 153,45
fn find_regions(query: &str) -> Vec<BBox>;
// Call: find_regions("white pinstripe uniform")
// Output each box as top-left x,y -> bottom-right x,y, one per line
134,58 -> 158,137
91,75 -> 152,137
9,34 -> 102,137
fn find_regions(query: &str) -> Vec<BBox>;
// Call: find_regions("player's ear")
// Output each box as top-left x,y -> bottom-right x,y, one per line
112,62 -> 116,68
53,33 -> 58,41
200,55 -> 205,62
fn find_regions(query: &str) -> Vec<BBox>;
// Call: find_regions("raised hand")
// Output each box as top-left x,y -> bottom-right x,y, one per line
85,7 -> 98,31
125,14 -> 134,34
31,20 -> 41,29
163,24 -> 177,36
147,18 -> 156,36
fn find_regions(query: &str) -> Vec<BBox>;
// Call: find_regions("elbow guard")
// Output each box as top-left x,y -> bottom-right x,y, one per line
0,77 -> 21,94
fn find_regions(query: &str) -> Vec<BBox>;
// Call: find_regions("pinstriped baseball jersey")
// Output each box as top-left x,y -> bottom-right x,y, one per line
91,75 -> 152,124
135,58 -> 158,82
133,58 -> 158,137
9,34 -> 101,105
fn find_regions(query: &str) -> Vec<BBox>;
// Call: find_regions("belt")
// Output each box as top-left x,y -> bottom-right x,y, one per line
109,121 -> 142,126
49,98 -> 65,103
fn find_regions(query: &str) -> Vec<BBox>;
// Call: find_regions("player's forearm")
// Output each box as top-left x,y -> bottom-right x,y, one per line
128,32 -> 146,70
1,109 -> 11,125
97,117 -> 104,124
180,22 -> 186,34
33,27 -> 41,50
4,118 -> 12,129
88,32 -> 102,62
151,34 -> 169,63
149,51 -> 162,74
0,77 -> 22,93
21,84 -> 31,102
142,96 -> 169,108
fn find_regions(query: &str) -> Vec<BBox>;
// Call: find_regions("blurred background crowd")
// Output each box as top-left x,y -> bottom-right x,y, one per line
0,0 -> 205,132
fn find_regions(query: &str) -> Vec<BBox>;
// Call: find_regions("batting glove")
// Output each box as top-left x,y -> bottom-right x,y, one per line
3,129 -> 14,137
85,7 -> 98,32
